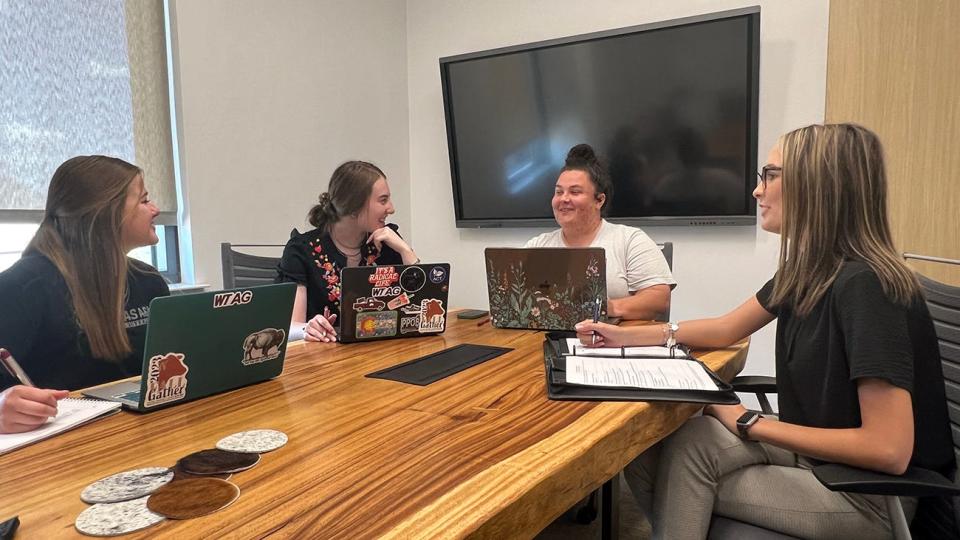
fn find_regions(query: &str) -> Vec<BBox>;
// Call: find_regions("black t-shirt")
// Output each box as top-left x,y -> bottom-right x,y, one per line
0,253 -> 170,391
275,224 -> 403,321
756,261 -> 954,474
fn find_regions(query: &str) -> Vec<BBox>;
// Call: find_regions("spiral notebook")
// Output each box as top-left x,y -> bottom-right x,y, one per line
0,398 -> 121,455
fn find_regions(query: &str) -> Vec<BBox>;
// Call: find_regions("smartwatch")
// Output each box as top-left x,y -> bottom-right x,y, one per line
736,411 -> 763,440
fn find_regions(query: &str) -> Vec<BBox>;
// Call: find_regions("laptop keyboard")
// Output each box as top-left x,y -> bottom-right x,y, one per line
116,390 -> 140,401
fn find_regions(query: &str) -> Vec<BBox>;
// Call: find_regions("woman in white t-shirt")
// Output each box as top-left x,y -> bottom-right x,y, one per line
525,144 -> 675,320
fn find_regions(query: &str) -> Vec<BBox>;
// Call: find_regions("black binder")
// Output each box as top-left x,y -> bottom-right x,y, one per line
542,332 -> 739,405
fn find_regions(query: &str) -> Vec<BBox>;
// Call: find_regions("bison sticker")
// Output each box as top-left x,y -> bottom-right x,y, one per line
419,299 -> 446,333
242,328 -> 286,365
144,352 -> 189,408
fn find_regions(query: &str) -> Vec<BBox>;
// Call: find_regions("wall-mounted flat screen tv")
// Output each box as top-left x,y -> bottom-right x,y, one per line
440,7 -> 760,227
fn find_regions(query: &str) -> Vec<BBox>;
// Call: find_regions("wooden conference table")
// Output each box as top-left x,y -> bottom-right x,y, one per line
0,314 -> 748,539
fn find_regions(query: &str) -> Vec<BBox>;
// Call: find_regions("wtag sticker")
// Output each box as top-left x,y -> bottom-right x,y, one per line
419,299 -> 446,333
242,328 -> 286,365
144,352 -> 189,408
212,290 -> 253,308
372,286 -> 402,298
356,311 -> 398,338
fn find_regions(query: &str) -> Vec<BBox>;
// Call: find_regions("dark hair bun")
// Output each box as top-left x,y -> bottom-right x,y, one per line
565,143 -> 598,167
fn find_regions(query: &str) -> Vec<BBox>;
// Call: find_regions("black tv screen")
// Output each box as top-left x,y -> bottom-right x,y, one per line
440,7 -> 760,227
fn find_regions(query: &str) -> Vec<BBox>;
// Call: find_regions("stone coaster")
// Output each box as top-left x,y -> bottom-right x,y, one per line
80,467 -> 174,504
75,496 -> 165,536
216,429 -> 288,453
147,478 -> 240,519
177,448 -> 260,475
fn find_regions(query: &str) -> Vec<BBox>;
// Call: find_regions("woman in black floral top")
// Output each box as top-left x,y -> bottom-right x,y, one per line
276,161 -> 418,342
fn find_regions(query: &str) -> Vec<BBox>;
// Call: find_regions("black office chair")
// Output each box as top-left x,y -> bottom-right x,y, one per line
220,243 -> 283,289
575,242 -> 675,534
717,267 -> 960,539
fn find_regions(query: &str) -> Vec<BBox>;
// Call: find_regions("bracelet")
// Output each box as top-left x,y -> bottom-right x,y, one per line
665,322 -> 679,349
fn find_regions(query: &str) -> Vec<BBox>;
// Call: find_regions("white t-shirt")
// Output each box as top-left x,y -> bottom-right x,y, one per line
524,220 -> 676,300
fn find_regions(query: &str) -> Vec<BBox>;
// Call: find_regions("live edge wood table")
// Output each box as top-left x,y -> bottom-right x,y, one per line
0,314 -> 747,539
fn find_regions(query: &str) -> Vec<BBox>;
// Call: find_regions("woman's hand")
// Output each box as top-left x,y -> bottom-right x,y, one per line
704,404 -> 748,436
304,307 -> 338,343
0,385 -> 70,433
367,226 -> 417,263
574,320 -> 632,348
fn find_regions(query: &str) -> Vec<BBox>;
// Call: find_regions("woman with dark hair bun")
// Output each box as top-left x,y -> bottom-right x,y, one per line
525,143 -> 675,320
0,155 -> 169,433
276,161 -> 418,342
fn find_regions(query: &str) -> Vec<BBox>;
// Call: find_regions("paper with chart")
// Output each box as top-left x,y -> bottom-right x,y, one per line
565,355 -> 718,390
565,338 -> 678,358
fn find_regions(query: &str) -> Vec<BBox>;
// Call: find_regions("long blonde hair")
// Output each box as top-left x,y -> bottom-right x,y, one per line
28,155 -> 142,360
770,123 -> 918,315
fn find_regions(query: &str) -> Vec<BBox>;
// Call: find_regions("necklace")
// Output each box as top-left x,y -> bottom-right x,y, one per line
330,233 -> 363,257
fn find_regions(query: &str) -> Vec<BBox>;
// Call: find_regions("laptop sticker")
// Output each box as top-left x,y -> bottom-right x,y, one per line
356,311 -> 398,338
387,292 -> 412,310
400,304 -> 422,316
399,316 -> 420,334
371,285 -> 402,297
400,266 -> 426,293
368,266 -> 400,287
353,297 -> 386,312
428,266 -> 447,284
419,299 -> 446,333
242,328 -> 286,365
212,290 -> 253,308
144,352 -> 189,408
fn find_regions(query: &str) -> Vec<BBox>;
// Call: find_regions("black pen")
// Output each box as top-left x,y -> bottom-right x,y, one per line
591,296 -> 601,345
0,348 -> 34,387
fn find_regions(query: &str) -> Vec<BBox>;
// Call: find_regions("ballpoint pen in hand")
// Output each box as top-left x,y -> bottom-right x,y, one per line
591,297 -> 601,345
0,348 -> 34,387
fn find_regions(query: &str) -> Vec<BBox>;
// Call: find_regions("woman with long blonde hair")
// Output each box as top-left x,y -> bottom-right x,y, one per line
0,156 -> 169,433
576,124 -> 953,538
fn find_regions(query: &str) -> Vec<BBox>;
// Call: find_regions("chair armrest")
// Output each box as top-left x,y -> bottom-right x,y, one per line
813,463 -> 960,498
731,375 -> 777,394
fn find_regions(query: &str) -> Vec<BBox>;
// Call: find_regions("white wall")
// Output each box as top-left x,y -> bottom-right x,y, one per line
170,0 -> 410,289
405,0 -> 831,382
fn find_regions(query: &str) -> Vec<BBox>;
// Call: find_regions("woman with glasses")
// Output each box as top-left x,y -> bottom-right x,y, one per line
576,124 -> 953,538
525,143 -> 675,320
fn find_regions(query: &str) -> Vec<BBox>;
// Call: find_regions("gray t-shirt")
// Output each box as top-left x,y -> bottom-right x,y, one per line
524,220 -> 675,299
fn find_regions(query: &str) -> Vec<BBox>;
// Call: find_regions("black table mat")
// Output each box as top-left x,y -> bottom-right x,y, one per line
366,344 -> 513,386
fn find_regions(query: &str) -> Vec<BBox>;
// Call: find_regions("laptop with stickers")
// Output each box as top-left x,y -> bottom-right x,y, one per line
83,282 -> 296,412
484,247 -> 609,331
338,263 -> 451,343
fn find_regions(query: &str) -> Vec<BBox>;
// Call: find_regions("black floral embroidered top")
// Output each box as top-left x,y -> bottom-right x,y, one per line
275,224 -> 403,321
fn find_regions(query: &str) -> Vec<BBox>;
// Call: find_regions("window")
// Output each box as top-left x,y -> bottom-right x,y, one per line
0,0 -> 185,282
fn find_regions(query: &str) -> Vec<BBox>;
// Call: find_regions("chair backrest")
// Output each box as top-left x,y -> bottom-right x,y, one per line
656,242 -> 674,322
915,273 -> 960,537
221,243 -> 283,289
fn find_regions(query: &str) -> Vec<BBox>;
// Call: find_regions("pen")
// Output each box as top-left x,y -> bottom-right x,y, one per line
591,296 -> 601,345
0,348 -> 34,387
477,317 -> 491,327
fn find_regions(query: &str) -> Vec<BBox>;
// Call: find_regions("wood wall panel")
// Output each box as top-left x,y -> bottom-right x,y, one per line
826,0 -> 960,284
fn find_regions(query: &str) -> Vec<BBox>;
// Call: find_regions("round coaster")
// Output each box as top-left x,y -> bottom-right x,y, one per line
216,429 -> 288,453
171,463 -> 231,482
147,478 -> 240,519
75,496 -> 165,536
80,467 -> 174,504
176,448 -> 260,475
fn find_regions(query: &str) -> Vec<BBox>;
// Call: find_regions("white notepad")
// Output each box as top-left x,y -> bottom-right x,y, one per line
564,338 -> 679,358
565,355 -> 719,391
0,397 -> 121,455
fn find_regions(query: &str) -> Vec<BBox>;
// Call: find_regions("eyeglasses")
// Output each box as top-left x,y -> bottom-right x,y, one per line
757,166 -> 782,191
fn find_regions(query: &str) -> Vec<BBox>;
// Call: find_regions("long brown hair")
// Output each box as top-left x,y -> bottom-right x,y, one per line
28,155 -> 143,360
307,161 -> 385,232
770,123 -> 918,315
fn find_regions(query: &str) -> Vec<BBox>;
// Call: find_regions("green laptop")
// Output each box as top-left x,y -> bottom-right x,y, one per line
83,283 -> 296,412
